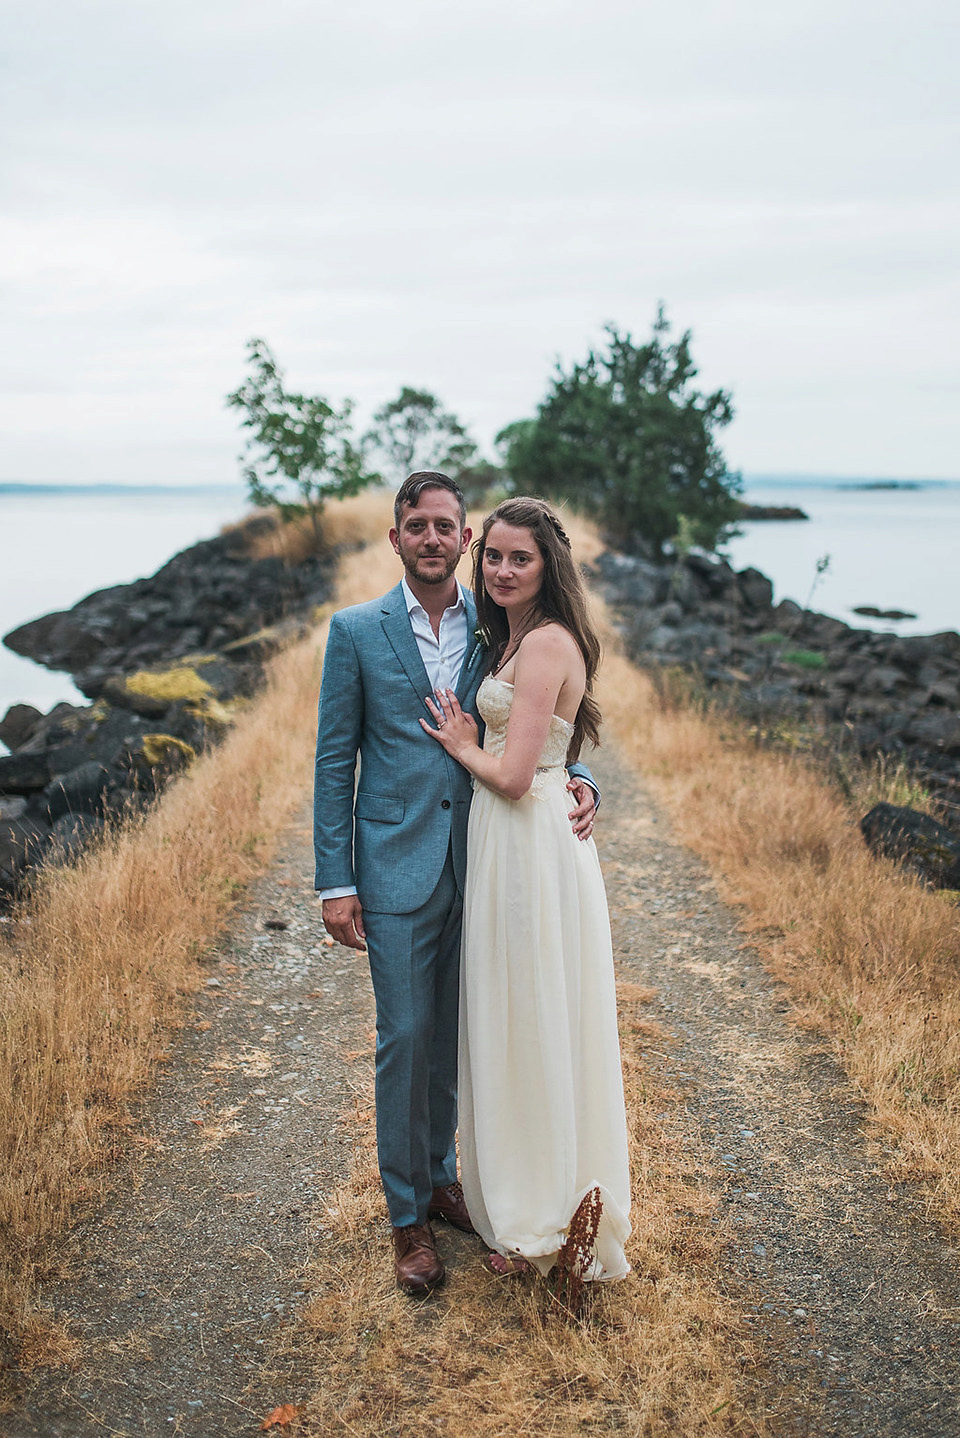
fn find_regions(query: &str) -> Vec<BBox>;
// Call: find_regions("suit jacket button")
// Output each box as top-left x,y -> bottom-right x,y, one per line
441,799 -> 451,809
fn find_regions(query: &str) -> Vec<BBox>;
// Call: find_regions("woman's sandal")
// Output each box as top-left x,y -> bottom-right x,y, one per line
484,1251 -> 533,1277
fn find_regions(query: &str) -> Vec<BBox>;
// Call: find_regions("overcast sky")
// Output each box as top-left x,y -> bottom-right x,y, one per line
2,0 -> 957,486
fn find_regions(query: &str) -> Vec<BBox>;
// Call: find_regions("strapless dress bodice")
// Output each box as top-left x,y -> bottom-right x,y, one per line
476,675 -> 573,796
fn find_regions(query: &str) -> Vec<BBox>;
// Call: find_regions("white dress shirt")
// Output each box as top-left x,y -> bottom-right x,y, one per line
320,579 -> 470,902
400,576 -> 470,694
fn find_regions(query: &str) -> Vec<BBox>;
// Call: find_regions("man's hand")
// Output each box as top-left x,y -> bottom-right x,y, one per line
567,777 -> 598,842
321,895 -> 367,952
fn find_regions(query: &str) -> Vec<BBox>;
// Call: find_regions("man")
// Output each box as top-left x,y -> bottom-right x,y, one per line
314,472 -> 596,1294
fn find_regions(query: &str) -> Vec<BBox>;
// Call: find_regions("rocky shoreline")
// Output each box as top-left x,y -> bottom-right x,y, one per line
589,548 -> 960,824
2,523 -> 957,900
0,517 -> 336,900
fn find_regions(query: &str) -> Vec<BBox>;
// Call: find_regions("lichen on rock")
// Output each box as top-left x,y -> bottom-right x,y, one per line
139,734 -> 197,769
125,667 -> 214,706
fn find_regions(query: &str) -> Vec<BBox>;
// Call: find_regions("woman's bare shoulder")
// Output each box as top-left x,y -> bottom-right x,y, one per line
518,623 -> 582,662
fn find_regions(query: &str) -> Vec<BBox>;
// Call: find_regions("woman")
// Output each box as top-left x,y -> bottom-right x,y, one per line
421,497 -> 631,1282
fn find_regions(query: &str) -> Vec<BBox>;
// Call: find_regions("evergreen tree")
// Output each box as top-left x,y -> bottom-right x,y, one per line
498,309 -> 741,556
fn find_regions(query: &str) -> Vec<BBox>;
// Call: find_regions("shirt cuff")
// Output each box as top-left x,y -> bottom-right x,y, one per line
320,886 -> 358,901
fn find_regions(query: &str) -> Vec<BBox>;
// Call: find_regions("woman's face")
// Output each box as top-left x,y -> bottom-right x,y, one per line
481,521 -> 545,616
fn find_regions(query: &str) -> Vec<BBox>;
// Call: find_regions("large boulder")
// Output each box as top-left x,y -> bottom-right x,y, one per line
3,608 -> 107,670
589,552 -> 667,608
684,552 -> 738,599
43,762 -> 114,823
861,803 -> 960,889
0,703 -> 42,751
0,816 -> 49,890
735,567 -> 774,611
0,752 -> 51,793
902,712 -> 960,754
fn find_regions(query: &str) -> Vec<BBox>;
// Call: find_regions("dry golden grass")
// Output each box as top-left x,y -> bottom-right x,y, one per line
229,489 -> 395,563
592,607 -> 960,1219
295,1001 -> 763,1438
0,611 -> 329,1348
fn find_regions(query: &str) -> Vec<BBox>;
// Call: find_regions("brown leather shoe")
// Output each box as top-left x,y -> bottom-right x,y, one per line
428,1181 -> 476,1234
393,1223 -> 445,1295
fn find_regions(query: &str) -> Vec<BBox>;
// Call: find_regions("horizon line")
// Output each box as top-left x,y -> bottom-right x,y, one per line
2,472 -> 959,494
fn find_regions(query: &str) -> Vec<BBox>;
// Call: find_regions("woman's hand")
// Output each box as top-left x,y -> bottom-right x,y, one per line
420,688 -> 480,761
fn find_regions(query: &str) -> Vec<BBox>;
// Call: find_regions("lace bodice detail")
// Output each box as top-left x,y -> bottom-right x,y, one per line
476,675 -> 573,799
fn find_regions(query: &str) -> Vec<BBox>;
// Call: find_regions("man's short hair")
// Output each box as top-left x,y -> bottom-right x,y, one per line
394,472 -> 467,530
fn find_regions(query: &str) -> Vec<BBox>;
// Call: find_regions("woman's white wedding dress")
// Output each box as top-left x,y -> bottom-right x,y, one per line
457,676 -> 631,1279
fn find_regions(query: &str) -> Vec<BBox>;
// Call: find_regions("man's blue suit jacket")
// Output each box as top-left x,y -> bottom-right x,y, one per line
314,583 -> 485,914
313,582 -> 595,916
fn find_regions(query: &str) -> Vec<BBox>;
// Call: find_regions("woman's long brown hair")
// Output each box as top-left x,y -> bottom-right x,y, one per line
472,497 -> 601,763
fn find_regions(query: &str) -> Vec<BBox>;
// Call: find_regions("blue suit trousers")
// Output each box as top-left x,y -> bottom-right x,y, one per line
362,845 -> 463,1228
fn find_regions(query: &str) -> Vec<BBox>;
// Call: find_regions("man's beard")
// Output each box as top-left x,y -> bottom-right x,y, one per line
404,553 -> 460,585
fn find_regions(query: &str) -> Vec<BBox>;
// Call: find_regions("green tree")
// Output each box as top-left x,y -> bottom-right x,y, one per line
364,387 -> 478,482
498,309 -> 742,556
226,338 -> 378,541
454,459 -> 507,507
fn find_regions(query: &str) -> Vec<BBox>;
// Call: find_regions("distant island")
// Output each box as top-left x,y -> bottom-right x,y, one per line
736,501 -> 809,521
838,481 -> 923,492
852,605 -> 918,621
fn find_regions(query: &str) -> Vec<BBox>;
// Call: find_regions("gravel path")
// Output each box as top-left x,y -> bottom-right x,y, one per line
6,803 -> 375,1437
595,743 -> 960,1437
8,742 -> 960,1435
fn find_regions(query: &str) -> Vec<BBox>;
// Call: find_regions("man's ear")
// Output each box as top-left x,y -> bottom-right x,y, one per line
460,526 -> 472,554
389,527 -> 400,554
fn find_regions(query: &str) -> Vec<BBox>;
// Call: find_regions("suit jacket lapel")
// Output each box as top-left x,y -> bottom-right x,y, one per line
455,591 -> 485,700
380,584 -> 432,699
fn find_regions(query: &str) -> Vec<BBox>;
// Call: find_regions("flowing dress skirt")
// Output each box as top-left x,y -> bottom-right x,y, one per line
457,679 -> 631,1279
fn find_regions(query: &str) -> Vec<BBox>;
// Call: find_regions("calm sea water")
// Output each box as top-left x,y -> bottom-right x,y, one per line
0,483 -> 248,736
724,477 -> 960,640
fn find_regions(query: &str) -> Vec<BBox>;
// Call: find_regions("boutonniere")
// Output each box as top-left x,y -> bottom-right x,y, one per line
473,625 -> 491,649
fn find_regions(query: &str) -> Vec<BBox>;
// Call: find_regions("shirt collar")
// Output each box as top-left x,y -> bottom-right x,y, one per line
401,576 -> 467,618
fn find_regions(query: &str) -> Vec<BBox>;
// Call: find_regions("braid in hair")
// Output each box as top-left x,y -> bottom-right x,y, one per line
544,510 -> 572,551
